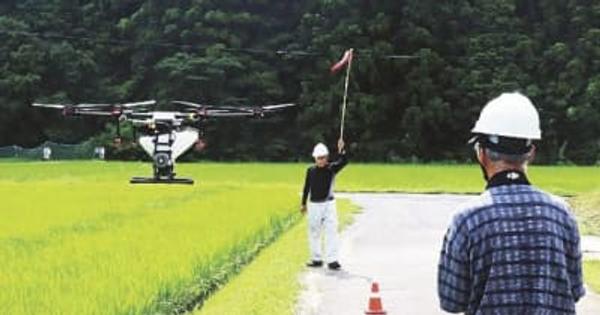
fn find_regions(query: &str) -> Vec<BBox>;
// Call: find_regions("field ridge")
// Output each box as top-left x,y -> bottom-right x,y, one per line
138,213 -> 301,314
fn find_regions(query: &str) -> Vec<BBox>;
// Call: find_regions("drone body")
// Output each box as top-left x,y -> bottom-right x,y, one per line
33,100 -> 295,184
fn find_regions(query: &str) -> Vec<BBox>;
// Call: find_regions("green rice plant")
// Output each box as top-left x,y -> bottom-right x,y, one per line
0,163 -> 300,315
2,161 -> 597,195
137,214 -> 298,314
337,164 -> 600,195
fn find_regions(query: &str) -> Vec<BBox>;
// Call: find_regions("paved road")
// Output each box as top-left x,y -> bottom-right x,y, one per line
296,193 -> 600,315
583,236 -> 600,260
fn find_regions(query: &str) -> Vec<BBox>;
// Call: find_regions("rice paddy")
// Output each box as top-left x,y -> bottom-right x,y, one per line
0,161 -> 598,314
0,162 -> 300,315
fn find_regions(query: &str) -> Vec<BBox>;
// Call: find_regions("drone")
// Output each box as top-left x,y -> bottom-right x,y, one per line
33,100 -> 296,184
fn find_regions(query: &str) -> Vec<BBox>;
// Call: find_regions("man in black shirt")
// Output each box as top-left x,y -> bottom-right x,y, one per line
301,139 -> 348,270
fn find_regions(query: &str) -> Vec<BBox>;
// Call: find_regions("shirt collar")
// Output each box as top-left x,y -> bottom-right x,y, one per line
486,170 -> 530,189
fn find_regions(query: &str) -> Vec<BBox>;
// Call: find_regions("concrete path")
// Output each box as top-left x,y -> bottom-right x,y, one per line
295,193 -> 600,315
582,236 -> 600,260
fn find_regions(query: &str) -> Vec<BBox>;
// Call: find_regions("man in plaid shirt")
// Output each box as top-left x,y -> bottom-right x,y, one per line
438,93 -> 585,314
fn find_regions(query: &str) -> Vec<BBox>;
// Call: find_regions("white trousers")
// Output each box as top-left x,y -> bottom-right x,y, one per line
307,200 -> 340,263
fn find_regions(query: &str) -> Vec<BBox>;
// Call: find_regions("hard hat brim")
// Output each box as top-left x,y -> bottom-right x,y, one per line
469,133 -> 535,155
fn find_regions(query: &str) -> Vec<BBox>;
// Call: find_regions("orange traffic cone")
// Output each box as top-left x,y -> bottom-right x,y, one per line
365,282 -> 387,315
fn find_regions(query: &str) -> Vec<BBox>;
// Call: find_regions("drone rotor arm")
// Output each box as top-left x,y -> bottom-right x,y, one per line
128,112 -> 154,119
129,118 -> 153,126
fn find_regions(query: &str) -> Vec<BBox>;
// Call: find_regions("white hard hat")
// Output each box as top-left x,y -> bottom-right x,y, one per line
312,143 -> 329,158
472,92 -> 542,140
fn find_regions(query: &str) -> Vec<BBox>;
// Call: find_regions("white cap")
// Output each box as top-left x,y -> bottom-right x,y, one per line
472,92 -> 542,140
312,143 -> 329,158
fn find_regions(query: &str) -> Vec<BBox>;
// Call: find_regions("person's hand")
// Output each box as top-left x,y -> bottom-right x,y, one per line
300,205 -> 307,214
337,138 -> 345,153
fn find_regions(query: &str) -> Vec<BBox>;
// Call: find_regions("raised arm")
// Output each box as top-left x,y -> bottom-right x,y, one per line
330,138 -> 348,174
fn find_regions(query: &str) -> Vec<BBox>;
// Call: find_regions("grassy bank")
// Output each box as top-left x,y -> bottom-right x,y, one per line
585,261 -> 600,294
572,192 -> 600,236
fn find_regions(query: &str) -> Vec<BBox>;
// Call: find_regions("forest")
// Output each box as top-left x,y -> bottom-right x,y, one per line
1,0 -> 599,164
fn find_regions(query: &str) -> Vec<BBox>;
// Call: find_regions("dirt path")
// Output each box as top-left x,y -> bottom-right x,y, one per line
295,193 -> 600,315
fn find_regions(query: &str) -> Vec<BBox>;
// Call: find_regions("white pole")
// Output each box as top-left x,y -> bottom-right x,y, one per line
339,49 -> 353,140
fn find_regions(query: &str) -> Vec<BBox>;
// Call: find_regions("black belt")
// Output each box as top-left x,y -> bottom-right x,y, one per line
311,196 -> 335,203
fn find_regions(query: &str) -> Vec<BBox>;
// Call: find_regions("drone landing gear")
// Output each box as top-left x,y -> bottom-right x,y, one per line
130,152 -> 194,185
130,177 -> 194,185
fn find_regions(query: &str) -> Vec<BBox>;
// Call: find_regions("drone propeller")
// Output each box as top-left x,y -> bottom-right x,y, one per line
76,110 -> 115,116
34,100 -> 154,109
173,101 -> 296,118
33,103 -> 79,116
172,100 -> 252,113
121,100 -> 157,108
32,100 -> 156,118
204,112 -> 256,117
260,103 -> 296,111
74,100 -> 155,108
171,100 -> 204,108
248,103 -> 297,118
74,103 -> 113,108
32,103 -> 67,109
32,100 -> 153,144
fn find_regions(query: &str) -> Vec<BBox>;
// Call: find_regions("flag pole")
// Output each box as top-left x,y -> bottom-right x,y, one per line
339,48 -> 353,140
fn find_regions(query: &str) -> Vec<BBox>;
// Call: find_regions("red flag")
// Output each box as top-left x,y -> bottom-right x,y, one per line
330,49 -> 354,74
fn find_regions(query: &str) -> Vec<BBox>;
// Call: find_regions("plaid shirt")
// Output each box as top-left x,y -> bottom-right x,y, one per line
438,171 -> 585,315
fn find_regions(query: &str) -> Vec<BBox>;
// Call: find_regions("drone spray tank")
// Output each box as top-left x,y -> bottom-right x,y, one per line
130,112 -> 198,185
